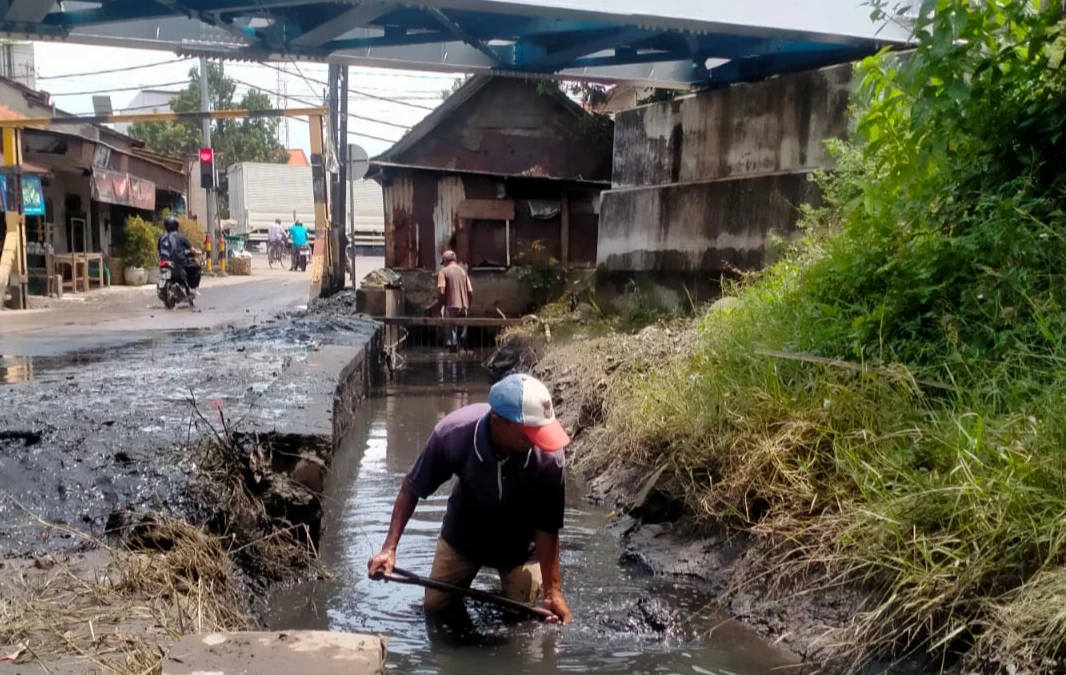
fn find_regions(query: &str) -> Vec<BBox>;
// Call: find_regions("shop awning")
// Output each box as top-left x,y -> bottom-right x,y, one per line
92,168 -> 156,212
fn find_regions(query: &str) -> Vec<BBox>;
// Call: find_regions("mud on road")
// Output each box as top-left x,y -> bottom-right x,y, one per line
0,311 -> 379,558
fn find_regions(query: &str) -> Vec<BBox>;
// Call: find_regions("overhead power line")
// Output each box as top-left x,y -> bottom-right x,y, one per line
260,62 -> 435,111
38,58 -> 191,81
67,101 -> 180,116
50,80 -> 190,97
288,115 -> 397,146
231,78 -> 411,132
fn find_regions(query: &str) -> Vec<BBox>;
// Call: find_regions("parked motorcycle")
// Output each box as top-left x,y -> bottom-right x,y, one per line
157,259 -> 193,309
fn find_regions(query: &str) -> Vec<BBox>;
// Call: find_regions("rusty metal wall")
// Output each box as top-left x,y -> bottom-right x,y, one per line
433,175 -> 465,267
383,167 -> 602,272
383,171 -> 415,268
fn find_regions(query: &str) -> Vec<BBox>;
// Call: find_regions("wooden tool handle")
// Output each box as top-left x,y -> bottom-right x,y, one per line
375,567 -> 556,621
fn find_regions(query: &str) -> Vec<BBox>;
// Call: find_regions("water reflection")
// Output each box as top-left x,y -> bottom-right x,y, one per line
267,351 -> 796,674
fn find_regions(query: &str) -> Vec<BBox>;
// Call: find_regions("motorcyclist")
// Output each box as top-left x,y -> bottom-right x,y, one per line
289,220 -> 309,270
157,216 -> 203,298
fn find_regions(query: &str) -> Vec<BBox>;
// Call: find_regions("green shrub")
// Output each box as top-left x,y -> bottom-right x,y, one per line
509,240 -> 566,306
122,215 -> 160,269
585,1 -> 1066,670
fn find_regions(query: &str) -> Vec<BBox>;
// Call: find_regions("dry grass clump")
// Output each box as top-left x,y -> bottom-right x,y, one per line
985,566 -> 1066,674
0,516 -> 249,674
193,430 -> 321,581
528,322 -> 695,451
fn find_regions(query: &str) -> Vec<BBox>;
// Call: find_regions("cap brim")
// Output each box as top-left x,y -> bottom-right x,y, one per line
523,420 -> 570,452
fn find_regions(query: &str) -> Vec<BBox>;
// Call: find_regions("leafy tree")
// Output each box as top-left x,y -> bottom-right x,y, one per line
129,63 -> 287,217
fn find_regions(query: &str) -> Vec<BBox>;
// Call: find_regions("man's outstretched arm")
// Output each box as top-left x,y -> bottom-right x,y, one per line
535,529 -> 572,624
367,481 -> 419,577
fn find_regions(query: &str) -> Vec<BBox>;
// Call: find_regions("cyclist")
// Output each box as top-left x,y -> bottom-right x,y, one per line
267,218 -> 287,264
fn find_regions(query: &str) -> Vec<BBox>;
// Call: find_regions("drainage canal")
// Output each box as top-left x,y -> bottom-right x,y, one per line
267,351 -> 794,674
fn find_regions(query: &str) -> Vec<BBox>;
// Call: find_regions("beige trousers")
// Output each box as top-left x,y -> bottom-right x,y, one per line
424,537 -> 542,612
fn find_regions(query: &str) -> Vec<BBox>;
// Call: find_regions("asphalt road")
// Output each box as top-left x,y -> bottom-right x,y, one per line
0,254 -> 311,357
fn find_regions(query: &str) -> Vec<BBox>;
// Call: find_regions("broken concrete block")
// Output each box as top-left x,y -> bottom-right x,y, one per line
163,631 -> 388,675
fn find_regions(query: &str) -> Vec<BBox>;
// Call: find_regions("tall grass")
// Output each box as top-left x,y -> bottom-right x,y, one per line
587,1 -> 1066,670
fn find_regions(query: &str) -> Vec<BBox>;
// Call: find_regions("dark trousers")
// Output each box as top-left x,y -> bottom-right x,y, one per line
168,260 -> 201,290
185,262 -> 202,289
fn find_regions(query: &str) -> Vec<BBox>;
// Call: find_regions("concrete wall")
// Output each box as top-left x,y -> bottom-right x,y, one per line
599,172 -> 819,273
599,64 -> 851,278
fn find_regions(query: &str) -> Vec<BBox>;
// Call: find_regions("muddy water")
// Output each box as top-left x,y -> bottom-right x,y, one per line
267,352 -> 795,674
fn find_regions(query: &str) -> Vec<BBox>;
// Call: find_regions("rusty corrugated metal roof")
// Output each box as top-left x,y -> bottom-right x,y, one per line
371,75 -> 610,183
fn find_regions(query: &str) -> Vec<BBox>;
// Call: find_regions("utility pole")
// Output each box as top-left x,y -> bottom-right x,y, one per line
327,64 -> 349,292
349,147 -> 357,289
338,65 -> 349,288
199,57 -> 218,272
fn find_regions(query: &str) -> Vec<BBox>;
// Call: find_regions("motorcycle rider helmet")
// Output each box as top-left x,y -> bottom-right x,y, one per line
163,216 -> 180,233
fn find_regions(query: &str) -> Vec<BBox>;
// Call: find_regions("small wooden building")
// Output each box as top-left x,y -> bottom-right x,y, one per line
369,76 -> 612,315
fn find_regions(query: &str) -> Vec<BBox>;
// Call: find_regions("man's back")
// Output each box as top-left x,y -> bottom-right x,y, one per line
158,231 -> 191,263
438,263 -> 471,310
290,224 -> 308,247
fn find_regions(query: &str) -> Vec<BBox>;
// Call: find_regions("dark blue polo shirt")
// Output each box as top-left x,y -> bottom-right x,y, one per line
405,403 -> 565,570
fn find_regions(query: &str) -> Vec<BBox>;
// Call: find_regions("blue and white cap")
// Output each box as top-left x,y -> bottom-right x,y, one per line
488,374 -> 570,452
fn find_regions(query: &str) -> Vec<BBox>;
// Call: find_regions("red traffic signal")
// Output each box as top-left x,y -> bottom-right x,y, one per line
199,148 -> 215,189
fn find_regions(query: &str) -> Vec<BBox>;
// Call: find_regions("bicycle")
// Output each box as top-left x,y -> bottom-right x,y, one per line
267,239 -> 290,270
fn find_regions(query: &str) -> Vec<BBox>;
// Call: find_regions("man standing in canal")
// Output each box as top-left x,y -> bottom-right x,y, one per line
437,250 -> 472,352
367,373 -> 573,624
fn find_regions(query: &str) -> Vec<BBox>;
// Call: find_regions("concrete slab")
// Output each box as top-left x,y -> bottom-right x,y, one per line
163,631 -> 387,675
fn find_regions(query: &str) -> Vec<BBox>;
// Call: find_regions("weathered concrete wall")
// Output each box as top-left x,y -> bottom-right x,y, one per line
599,171 -> 820,273
600,64 -> 851,277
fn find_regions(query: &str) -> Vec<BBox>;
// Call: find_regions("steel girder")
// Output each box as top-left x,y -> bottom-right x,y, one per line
1,0 -> 913,87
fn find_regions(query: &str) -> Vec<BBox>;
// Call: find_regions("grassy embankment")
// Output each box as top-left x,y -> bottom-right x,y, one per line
574,2 -> 1066,671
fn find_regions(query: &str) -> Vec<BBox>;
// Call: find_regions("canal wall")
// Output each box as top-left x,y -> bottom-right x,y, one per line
596,64 -> 852,308
0,311 -> 388,673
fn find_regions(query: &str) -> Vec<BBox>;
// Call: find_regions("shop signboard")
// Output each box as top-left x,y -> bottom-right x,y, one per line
92,168 -> 156,212
0,174 -> 46,216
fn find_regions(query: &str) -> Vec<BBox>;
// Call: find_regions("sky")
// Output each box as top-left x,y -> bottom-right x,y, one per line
32,43 -> 461,159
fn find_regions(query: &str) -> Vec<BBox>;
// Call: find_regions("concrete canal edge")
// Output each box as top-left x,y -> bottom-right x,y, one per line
163,631 -> 388,675
166,326 -> 390,674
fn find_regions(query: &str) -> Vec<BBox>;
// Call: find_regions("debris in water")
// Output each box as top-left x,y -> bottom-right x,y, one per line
599,597 -> 678,637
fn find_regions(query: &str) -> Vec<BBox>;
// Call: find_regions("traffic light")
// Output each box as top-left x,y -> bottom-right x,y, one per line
199,148 -> 214,190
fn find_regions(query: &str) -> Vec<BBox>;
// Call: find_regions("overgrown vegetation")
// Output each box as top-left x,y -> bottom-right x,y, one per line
509,240 -> 567,306
580,1 -> 1066,671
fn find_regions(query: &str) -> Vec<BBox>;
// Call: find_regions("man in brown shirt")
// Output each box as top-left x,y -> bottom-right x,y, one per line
437,250 -> 472,351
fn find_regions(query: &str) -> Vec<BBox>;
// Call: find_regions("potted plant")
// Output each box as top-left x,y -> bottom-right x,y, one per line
122,215 -> 159,286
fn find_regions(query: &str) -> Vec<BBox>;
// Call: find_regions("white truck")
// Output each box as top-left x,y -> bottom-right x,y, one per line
226,161 -> 385,253
226,162 -> 316,247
